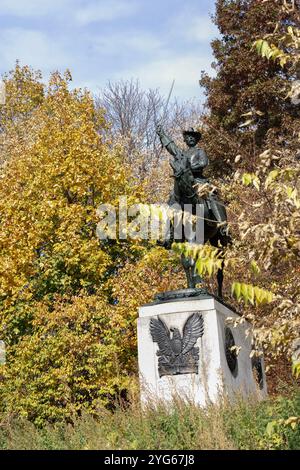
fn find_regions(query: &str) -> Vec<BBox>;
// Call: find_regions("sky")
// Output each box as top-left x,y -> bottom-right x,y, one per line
0,0 -> 218,101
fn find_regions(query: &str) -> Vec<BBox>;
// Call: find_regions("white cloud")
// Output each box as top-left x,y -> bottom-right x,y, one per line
0,28 -> 69,71
185,16 -> 218,42
168,8 -> 218,44
116,53 -> 214,100
0,1 -> 217,101
0,0 -> 139,24
74,0 -> 139,25
91,31 -> 163,55
0,0 -> 71,17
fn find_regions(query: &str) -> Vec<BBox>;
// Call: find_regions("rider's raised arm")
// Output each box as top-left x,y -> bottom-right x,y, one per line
156,125 -> 181,158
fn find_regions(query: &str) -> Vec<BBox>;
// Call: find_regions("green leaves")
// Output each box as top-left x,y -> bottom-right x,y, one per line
265,169 -> 279,189
242,173 -> 260,190
253,39 -> 287,67
250,260 -> 261,275
266,416 -> 300,436
195,256 -> 223,277
173,242 -> 223,278
231,282 -> 274,306
292,361 -> 300,379
254,39 -> 271,58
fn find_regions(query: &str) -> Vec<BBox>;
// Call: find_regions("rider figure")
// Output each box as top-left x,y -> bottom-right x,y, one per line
156,124 -> 230,294
156,125 -> 227,230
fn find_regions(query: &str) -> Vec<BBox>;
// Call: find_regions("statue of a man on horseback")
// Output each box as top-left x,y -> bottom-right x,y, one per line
156,124 -> 230,297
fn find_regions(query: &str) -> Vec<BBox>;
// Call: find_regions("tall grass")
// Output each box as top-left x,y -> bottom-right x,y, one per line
0,386 -> 299,450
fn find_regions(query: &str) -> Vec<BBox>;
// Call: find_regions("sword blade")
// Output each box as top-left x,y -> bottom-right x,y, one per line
160,79 -> 175,125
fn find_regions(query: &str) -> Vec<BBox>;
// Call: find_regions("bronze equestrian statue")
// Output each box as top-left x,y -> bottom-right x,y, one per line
156,125 -> 230,298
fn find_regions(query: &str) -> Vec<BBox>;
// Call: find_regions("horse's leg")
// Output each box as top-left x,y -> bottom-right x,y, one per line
190,257 -> 204,288
177,171 -> 203,289
217,260 -> 224,299
210,233 -> 224,299
181,254 -> 194,288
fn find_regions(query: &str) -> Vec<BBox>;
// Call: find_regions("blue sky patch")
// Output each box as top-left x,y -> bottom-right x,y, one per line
0,0 -> 218,101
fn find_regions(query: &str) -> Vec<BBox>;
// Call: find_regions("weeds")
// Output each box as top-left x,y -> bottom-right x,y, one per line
0,387 -> 299,450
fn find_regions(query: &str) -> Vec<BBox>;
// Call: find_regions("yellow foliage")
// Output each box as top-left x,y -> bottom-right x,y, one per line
0,65 -> 153,422
0,295 -> 129,425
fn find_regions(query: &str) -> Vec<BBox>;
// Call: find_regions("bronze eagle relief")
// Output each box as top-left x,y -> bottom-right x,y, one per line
149,313 -> 204,377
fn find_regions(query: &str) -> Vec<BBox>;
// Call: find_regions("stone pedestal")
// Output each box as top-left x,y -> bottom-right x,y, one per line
137,295 -> 267,406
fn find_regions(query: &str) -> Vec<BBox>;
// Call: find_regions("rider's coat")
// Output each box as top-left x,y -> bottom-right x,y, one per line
162,137 -> 227,226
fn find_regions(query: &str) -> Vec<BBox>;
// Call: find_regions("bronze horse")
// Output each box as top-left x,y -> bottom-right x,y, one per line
156,125 -> 231,298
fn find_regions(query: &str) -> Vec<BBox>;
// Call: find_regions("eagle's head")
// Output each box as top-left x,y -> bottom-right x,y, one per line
170,327 -> 181,340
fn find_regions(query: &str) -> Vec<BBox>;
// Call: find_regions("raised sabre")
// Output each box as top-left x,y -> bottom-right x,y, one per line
159,79 -> 175,126
155,79 -> 175,157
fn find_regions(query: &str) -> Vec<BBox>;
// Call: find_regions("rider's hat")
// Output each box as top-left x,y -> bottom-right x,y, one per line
182,127 -> 202,142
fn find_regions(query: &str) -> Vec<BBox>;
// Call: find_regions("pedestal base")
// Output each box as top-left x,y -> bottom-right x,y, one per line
137,295 -> 267,406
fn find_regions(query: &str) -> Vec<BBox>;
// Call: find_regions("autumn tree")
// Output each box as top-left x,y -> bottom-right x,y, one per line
0,69 -> 129,320
200,0 -> 300,175
0,66 -> 140,421
0,62 -> 44,169
187,1 -> 300,397
0,66 -> 187,423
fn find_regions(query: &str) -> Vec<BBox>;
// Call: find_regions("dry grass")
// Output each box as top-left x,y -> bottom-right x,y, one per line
1,386 -> 300,450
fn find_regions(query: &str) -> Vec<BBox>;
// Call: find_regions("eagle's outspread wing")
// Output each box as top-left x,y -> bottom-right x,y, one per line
181,313 -> 204,355
150,317 -> 173,357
